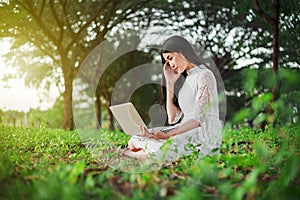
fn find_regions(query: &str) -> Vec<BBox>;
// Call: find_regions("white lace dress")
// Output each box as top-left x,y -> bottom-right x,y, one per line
129,65 -> 223,161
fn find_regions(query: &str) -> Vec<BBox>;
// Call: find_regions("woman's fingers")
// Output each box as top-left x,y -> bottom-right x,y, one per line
163,62 -> 173,74
163,63 -> 180,84
139,125 -> 145,136
139,125 -> 170,139
149,131 -> 169,140
140,125 -> 151,137
163,61 -> 170,69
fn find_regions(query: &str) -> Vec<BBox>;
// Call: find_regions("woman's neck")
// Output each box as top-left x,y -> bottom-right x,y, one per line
185,62 -> 197,71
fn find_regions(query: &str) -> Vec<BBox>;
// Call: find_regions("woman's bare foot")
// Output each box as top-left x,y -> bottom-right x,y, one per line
118,148 -> 148,160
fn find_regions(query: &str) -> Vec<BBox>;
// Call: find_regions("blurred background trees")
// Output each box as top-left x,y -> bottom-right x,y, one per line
0,0 -> 299,130
0,0 -> 153,130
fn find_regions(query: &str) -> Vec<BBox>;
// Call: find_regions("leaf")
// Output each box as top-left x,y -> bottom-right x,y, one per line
232,108 -> 250,124
279,155 -> 299,187
0,154 -> 14,181
254,142 -> 269,166
242,69 -> 258,96
160,138 -> 174,158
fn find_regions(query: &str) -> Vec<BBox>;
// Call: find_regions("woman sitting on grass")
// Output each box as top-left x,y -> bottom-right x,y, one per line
120,35 -> 224,161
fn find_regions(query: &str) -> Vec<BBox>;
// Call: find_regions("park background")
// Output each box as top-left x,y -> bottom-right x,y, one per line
0,0 -> 299,199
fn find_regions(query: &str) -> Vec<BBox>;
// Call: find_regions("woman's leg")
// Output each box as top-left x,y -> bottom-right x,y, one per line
128,140 -> 136,150
128,138 -> 144,152
123,149 -> 149,160
118,140 -> 148,160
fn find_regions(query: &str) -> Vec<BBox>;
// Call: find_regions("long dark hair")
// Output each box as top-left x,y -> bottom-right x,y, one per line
160,36 -> 205,108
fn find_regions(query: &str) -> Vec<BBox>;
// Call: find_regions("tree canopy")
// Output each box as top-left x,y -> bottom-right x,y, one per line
1,0 -> 299,129
0,0 -> 156,129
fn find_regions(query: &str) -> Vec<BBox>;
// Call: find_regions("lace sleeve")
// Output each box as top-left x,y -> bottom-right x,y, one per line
194,70 -> 216,124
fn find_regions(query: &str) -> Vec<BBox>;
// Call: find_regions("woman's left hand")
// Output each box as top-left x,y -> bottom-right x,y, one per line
150,131 -> 170,140
140,125 -> 170,139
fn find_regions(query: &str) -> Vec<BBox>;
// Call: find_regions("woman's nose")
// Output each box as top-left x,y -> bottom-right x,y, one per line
169,62 -> 175,68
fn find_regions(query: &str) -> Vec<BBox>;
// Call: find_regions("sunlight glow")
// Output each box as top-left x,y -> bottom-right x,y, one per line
0,39 -> 57,112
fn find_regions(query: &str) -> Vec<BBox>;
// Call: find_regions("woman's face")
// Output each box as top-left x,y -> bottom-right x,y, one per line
162,52 -> 190,74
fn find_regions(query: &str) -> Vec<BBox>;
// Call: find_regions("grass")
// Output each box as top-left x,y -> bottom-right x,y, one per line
0,123 -> 299,199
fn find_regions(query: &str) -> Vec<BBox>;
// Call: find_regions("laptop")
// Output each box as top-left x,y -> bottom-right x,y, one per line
109,102 -> 148,136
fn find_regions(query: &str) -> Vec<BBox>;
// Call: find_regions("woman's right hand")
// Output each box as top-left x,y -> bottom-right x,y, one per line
139,125 -> 153,138
139,125 -> 171,139
163,61 -> 181,85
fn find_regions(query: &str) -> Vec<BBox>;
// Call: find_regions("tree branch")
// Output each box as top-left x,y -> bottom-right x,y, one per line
20,0 -> 58,46
254,0 -> 275,26
38,0 -> 46,18
49,0 -> 64,46
61,0 -> 73,36
65,0 -> 111,53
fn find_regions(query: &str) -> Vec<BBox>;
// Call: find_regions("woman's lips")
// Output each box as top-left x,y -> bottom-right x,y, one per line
169,64 -> 178,72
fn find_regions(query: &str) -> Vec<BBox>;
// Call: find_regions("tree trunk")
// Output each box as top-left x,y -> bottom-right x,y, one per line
95,94 -> 102,129
107,105 -> 115,131
254,0 -> 280,129
62,70 -> 75,130
268,0 -> 280,127
271,0 -> 280,102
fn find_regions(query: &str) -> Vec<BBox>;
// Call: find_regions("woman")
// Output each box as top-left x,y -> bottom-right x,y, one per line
120,35 -> 223,161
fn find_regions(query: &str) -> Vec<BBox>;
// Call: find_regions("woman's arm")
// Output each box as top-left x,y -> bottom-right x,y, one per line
165,81 -> 180,123
163,62 -> 181,123
167,119 -> 200,137
141,119 -> 200,140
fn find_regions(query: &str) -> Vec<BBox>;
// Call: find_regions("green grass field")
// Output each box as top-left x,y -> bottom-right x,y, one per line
0,124 -> 299,199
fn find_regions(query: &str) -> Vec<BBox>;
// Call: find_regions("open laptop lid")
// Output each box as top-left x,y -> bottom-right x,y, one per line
109,102 -> 147,136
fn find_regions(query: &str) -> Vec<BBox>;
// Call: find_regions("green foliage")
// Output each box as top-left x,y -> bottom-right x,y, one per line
0,109 -> 3,125
231,67 -> 300,127
0,125 -> 299,199
243,69 -> 259,97
27,98 -> 64,128
1,0 -> 299,130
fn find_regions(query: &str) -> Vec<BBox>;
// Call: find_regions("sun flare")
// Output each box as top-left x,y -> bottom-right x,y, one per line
0,38 -> 57,112
0,38 -> 11,56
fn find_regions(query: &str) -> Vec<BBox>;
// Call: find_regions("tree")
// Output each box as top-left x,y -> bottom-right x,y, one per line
254,0 -> 280,128
2,0 -> 299,129
0,0 -> 152,130
77,37 -> 156,130
279,0 -> 300,67
0,109 -> 3,125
